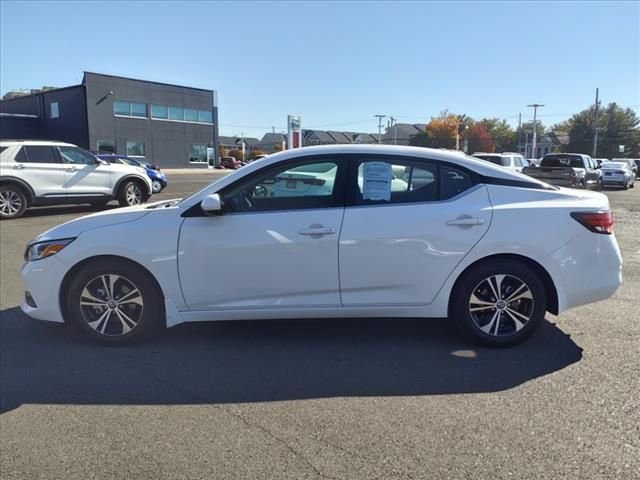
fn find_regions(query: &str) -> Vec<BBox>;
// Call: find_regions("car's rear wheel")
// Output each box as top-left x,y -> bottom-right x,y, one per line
0,185 -> 27,219
151,179 -> 163,193
118,181 -> 144,207
65,259 -> 163,345
450,260 -> 547,347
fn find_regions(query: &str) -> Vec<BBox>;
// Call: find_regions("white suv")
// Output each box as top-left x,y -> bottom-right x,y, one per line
0,140 -> 153,219
472,152 -> 529,173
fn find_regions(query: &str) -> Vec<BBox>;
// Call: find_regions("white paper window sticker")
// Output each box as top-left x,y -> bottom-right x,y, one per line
362,161 -> 392,201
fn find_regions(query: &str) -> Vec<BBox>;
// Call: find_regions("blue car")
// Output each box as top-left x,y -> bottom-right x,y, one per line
97,154 -> 167,193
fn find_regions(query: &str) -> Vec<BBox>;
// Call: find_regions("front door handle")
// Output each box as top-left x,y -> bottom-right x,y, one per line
298,225 -> 336,236
446,217 -> 485,227
66,167 -> 77,172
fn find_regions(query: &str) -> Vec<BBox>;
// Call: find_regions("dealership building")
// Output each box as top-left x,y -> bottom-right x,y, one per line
0,72 -> 219,168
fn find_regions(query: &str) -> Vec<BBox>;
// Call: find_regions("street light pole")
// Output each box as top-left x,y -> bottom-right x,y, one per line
592,88 -> 600,157
527,104 -> 544,160
374,114 -> 386,144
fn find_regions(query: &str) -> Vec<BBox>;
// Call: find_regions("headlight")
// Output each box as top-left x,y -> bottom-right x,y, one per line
25,238 -> 75,262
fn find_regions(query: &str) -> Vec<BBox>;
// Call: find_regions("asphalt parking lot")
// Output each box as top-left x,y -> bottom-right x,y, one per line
1,172 -> 639,480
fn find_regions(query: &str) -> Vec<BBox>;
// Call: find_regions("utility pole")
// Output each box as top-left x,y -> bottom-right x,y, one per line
374,114 -> 386,144
517,112 -> 522,155
527,104 -> 544,159
592,88 -> 600,157
454,116 -> 466,150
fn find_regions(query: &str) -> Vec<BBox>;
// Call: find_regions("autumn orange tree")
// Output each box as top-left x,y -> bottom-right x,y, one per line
465,123 -> 494,153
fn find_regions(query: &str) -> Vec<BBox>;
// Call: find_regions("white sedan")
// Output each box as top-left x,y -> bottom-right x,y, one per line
20,145 -> 622,347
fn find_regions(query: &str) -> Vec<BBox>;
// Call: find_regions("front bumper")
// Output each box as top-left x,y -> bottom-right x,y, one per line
20,255 -> 68,323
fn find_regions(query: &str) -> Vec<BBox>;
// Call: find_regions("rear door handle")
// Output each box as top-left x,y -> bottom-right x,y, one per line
298,226 -> 336,236
13,164 -> 25,170
66,167 -> 77,172
446,217 -> 485,227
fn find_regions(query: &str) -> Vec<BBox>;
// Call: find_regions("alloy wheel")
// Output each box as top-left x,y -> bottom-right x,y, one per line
0,189 -> 23,217
151,180 -> 162,193
468,274 -> 534,337
126,184 -> 142,205
79,274 -> 144,336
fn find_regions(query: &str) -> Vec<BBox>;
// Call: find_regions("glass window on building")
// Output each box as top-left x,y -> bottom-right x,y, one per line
168,106 -> 184,121
185,108 -> 198,122
114,101 -> 130,116
151,104 -> 168,119
50,102 -> 59,119
114,100 -> 147,117
130,102 -> 147,117
97,140 -> 116,153
189,144 -> 207,163
126,141 -> 145,157
198,110 -> 213,123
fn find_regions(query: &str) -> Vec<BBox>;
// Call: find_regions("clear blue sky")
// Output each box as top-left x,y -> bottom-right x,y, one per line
1,1 -> 638,138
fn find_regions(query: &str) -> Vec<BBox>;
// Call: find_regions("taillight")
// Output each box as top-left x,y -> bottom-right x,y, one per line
570,211 -> 614,234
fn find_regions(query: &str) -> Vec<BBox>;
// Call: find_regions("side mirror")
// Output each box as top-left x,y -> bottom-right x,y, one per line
201,193 -> 223,214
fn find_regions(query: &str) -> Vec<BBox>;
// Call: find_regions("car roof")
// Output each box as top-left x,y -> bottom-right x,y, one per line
250,144 -> 546,184
0,139 -> 76,147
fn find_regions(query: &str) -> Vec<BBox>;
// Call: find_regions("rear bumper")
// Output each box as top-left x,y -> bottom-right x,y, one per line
541,231 -> 622,313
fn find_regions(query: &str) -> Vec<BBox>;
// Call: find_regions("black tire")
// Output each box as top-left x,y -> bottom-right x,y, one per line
0,184 -> 28,219
118,180 -> 146,207
450,259 -> 547,347
64,258 -> 164,346
151,179 -> 163,194
623,181 -> 629,190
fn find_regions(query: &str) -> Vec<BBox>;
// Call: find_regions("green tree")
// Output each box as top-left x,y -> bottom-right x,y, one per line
479,118 -> 517,152
566,103 -> 640,157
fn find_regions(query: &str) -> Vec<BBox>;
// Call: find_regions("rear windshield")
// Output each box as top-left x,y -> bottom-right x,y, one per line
474,155 -> 509,166
541,155 -> 584,168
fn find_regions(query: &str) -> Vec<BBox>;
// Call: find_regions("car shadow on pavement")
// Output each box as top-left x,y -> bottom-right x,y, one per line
0,307 -> 582,414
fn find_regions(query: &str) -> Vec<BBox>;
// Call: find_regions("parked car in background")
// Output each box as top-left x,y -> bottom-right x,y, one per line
601,161 -> 636,189
522,153 -> 602,190
97,154 -> 167,193
635,159 -> 640,178
220,156 -> 241,169
472,153 -> 528,173
611,158 -> 639,179
20,145 -> 622,348
0,140 -> 153,219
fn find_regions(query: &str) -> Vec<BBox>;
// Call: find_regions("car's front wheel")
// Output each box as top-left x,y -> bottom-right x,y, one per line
450,260 -> 547,347
65,259 -> 163,345
118,181 -> 145,207
151,179 -> 163,193
0,185 -> 27,219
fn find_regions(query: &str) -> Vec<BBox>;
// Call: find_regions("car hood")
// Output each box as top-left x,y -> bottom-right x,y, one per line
30,201 -> 166,244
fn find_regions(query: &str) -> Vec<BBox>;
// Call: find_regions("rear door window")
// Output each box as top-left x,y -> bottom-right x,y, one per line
21,146 -> 60,163
353,158 -> 438,205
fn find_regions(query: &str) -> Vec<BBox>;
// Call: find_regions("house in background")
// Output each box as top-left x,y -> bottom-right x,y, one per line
521,131 -> 569,158
382,123 -> 424,145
